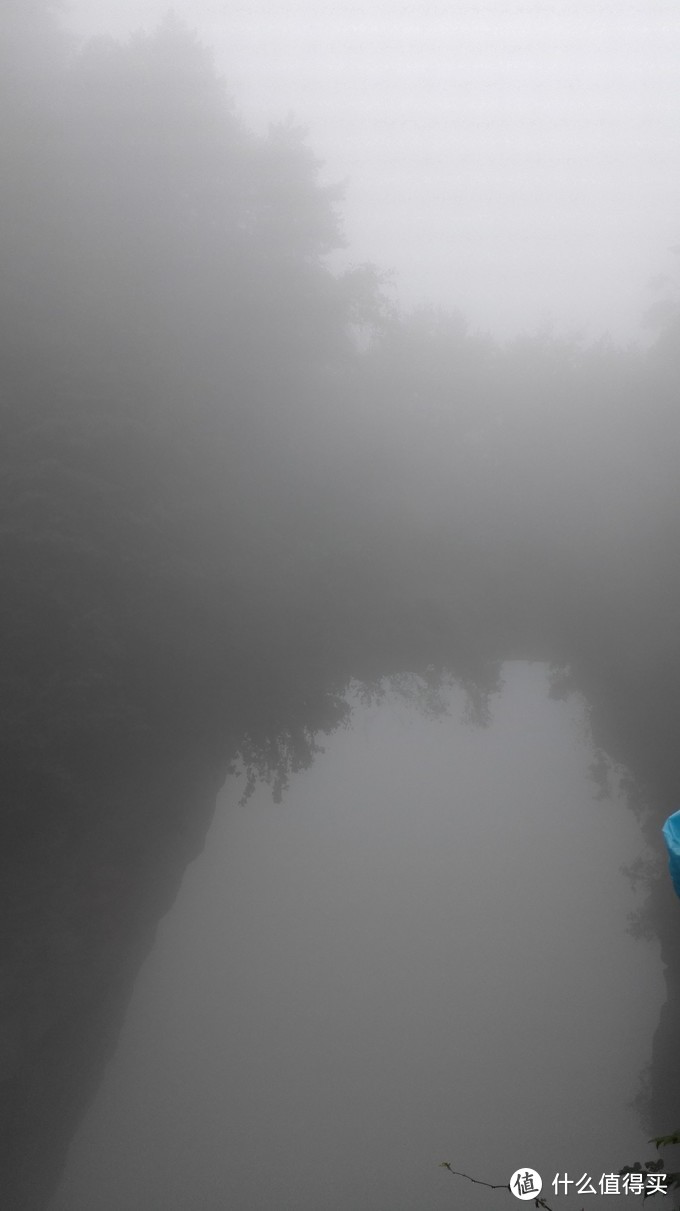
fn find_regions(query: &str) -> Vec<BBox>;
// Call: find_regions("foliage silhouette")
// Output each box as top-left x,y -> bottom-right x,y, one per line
3,8 -> 680,1203
440,1132 -> 680,1209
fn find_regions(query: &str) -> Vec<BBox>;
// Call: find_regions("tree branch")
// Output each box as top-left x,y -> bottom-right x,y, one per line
438,1163 -> 557,1210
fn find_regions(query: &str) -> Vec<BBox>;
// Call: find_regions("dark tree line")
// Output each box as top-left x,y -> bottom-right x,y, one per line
3,8 -> 680,1204
2,6 -> 680,852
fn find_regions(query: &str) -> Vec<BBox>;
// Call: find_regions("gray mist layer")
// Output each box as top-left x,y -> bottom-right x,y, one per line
0,2 -> 668,1208
63,0 -> 680,343
51,667 -> 662,1211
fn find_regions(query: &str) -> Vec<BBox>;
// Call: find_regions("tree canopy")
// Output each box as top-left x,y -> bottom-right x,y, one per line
3,17 -> 680,1189
2,9 -> 679,821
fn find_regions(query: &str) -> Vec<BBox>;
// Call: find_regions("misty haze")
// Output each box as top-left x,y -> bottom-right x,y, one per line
1,3 -> 680,1210
51,670 -> 663,1210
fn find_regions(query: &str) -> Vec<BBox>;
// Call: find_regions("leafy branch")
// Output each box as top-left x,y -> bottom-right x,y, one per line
619,1130 -> 680,1199
439,1131 -> 680,1208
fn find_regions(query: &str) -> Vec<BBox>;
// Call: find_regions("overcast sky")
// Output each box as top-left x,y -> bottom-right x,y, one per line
61,0 -> 680,343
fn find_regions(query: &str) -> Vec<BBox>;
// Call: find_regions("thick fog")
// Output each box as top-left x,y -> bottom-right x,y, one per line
4,3 -> 679,1209
51,668 -> 661,1210
62,0 -> 680,342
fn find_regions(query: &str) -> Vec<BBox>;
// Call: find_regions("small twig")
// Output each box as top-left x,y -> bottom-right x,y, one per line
439,1163 -> 561,1211
438,1162 -> 509,1191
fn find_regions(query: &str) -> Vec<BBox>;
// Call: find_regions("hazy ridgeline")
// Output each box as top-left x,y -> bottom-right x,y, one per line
2,5 -> 680,1207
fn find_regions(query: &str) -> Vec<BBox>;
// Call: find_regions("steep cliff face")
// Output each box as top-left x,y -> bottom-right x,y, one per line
0,744 -> 230,1211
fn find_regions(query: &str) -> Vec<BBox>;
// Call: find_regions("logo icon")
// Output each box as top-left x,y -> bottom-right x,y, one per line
510,1169 -> 543,1200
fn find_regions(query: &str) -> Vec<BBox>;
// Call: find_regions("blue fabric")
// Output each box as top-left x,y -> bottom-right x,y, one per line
662,811 -> 680,900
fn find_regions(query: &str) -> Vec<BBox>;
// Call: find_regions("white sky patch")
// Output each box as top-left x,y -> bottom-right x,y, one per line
61,0 -> 680,341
